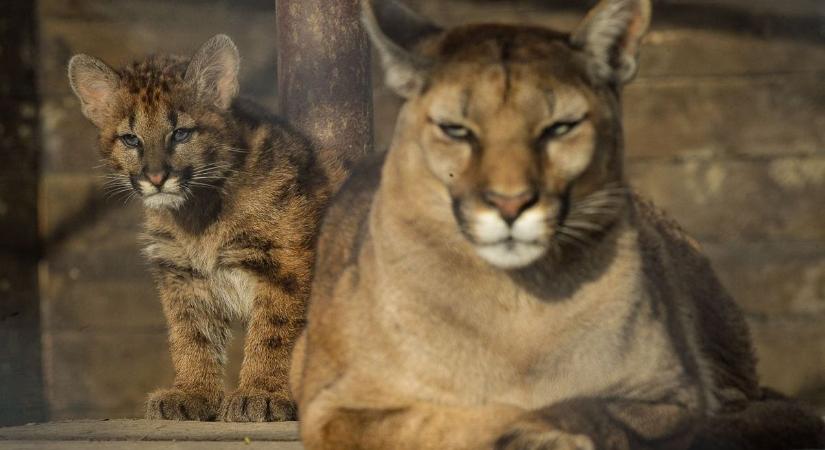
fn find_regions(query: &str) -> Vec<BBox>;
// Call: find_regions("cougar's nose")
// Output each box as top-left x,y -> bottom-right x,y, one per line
483,190 -> 539,224
145,170 -> 169,188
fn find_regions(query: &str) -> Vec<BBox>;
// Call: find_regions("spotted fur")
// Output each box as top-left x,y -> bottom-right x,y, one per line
69,35 -> 336,422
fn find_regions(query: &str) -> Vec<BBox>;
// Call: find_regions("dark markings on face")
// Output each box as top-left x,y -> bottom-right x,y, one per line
450,197 -> 476,244
153,258 -> 207,280
499,35 -> 514,102
167,110 -> 178,129
203,145 -> 218,165
460,88 -> 471,119
128,112 -> 136,131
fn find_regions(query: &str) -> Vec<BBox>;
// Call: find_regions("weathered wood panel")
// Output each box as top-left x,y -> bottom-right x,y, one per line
624,74 -> 825,160
627,157 -> 825,242
0,419 -> 299,442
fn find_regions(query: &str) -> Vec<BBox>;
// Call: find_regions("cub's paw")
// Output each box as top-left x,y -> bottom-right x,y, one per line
496,428 -> 595,450
219,388 -> 296,422
145,389 -> 221,421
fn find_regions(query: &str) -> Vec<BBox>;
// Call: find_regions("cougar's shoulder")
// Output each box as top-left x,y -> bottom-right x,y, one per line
631,192 -> 760,404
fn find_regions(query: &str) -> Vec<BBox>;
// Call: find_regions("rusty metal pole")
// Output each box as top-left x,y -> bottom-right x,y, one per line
276,0 -> 373,180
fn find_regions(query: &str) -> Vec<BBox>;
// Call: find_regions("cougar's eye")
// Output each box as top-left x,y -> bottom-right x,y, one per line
540,119 -> 584,141
120,134 -> 141,148
438,123 -> 473,141
172,128 -> 193,144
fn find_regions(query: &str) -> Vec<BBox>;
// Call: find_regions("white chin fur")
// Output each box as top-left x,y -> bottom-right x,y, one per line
470,208 -> 548,268
475,241 -> 547,269
143,193 -> 185,210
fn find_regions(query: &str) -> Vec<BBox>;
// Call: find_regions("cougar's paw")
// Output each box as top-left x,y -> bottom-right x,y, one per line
145,389 -> 221,421
220,388 -> 296,422
496,428 -> 595,450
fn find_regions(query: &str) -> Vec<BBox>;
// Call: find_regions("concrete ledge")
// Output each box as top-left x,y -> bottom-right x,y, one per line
0,420 -> 302,449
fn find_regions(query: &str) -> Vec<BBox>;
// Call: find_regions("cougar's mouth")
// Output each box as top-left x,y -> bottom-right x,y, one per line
474,240 -> 548,269
453,203 -> 553,269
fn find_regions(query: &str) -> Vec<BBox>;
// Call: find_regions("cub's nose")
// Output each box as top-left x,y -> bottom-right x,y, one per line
483,190 -> 539,224
145,170 -> 169,188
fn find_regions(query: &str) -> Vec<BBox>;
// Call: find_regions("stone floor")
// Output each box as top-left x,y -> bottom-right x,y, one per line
0,420 -> 303,449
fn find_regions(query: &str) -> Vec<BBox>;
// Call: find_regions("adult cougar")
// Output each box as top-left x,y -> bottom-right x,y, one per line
291,0 -> 825,448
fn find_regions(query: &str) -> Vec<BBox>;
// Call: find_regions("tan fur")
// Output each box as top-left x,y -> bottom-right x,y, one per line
69,36 -> 336,422
292,1 -> 825,448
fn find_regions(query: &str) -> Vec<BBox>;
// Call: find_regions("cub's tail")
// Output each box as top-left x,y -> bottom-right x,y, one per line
690,392 -> 825,450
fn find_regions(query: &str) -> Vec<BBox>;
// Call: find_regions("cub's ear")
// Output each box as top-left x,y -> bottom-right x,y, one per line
571,0 -> 651,85
68,55 -> 120,128
362,0 -> 443,98
185,34 -> 240,110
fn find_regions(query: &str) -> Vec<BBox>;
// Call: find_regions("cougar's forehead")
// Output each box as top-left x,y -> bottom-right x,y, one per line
422,25 -> 593,125
426,61 -> 591,133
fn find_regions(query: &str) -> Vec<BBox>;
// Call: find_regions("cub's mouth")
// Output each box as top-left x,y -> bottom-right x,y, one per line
131,170 -> 191,210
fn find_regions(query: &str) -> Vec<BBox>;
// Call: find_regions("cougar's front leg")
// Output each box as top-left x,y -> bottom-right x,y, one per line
497,397 -> 699,450
146,269 -> 230,421
220,280 -> 306,422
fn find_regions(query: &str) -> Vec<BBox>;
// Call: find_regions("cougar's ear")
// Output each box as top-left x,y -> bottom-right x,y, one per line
68,54 -> 120,128
185,34 -> 240,110
571,0 -> 651,85
362,0 -> 443,98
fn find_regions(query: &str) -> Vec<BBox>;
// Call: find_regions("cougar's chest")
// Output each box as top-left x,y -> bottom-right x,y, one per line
376,228 -> 689,408
143,227 -> 258,320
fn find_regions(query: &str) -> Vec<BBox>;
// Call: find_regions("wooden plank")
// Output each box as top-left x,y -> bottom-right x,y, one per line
624,74 -> 825,160
748,316 -> 825,408
44,332 -> 173,419
627,157 -> 825,242
0,419 -> 299,442
277,0 -> 373,175
0,442 -> 303,450
44,328 -> 247,421
705,242 -> 825,317
39,0 -> 274,19
43,280 -> 162,331
38,15 -> 277,98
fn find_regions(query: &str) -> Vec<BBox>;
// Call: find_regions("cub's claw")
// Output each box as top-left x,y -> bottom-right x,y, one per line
220,388 -> 296,422
145,388 -> 221,421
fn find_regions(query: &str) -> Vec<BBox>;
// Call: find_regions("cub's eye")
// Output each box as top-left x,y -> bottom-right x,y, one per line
120,134 -> 141,148
172,128 -> 194,144
540,119 -> 584,141
438,123 -> 473,141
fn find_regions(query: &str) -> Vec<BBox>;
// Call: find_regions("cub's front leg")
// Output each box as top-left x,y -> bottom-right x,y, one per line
497,397 -> 698,450
146,267 -> 231,421
220,278 -> 306,422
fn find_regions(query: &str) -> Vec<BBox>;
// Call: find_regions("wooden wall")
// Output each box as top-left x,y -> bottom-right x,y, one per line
35,0 -> 825,419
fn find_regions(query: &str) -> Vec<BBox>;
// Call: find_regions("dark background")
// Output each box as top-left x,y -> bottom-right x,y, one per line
1,0 -> 823,424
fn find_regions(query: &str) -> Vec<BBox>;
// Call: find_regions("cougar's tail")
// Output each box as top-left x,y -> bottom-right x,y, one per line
690,393 -> 825,450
